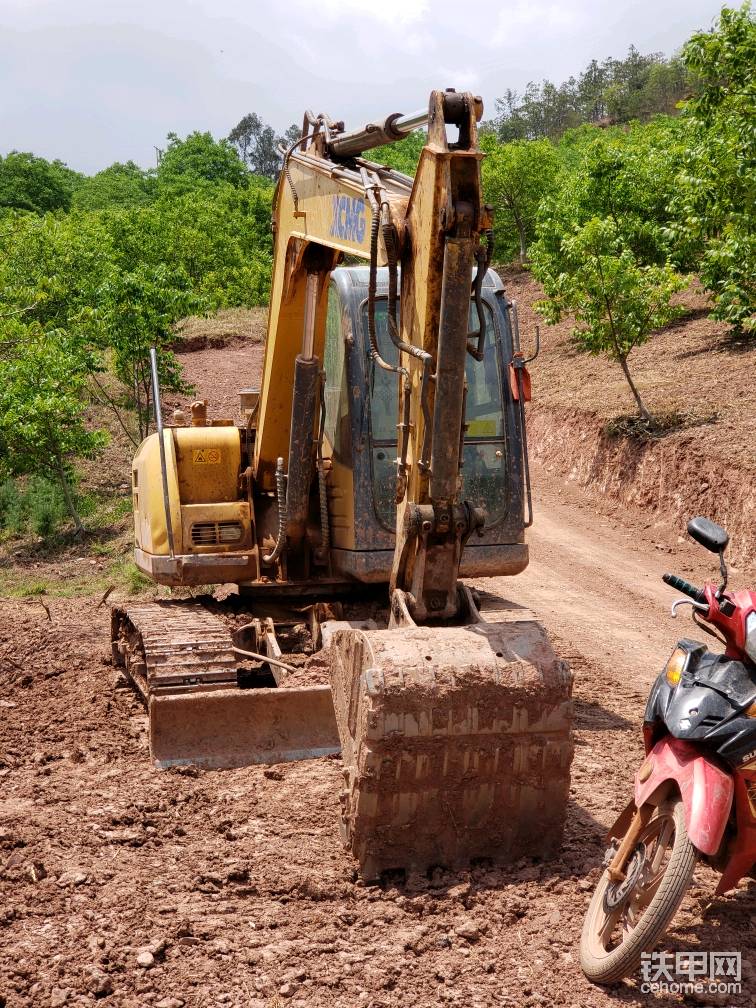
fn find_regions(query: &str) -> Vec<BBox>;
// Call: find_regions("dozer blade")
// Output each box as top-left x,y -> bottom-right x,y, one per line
327,603 -> 574,879
112,601 -> 340,769
149,685 -> 339,769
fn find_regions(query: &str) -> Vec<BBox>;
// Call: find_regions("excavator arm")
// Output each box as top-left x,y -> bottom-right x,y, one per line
254,89 -> 491,618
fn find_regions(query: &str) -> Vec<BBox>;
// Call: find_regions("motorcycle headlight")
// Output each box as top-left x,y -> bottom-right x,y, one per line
746,611 -> 756,664
665,646 -> 688,687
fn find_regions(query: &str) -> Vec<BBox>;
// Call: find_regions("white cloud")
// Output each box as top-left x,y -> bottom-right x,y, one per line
0,0 -> 725,172
290,0 -> 430,27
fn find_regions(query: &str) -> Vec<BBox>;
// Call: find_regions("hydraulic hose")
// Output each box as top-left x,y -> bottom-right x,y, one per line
363,185 -> 412,492
316,372 -> 330,556
381,214 -> 433,471
262,457 -> 287,565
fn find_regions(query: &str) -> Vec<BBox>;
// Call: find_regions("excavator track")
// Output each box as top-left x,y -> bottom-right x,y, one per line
327,602 -> 573,879
111,601 -> 339,769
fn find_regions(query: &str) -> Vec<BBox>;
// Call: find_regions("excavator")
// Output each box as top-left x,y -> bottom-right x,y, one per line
112,89 -> 574,879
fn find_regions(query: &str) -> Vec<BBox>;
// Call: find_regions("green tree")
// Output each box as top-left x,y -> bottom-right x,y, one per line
547,120 -> 688,265
81,264 -> 203,440
484,47 -> 691,142
0,210 -> 115,332
0,152 -> 82,213
72,161 -> 155,210
671,3 -> 756,334
531,217 -> 686,422
0,324 -> 106,532
531,123 -> 688,421
480,136 -> 561,263
228,114 -> 299,179
102,182 -> 274,308
157,132 -> 248,193
370,130 -> 425,176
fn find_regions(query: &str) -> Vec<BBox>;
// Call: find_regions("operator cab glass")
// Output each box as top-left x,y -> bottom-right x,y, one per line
361,298 -> 509,529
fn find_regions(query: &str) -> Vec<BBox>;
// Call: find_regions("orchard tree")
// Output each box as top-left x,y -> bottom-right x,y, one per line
371,130 -> 425,176
102,182 -> 274,307
480,136 -> 561,263
546,121 -> 687,265
0,325 -> 106,533
72,161 -> 155,210
85,264 -> 202,439
157,132 -> 248,192
0,152 -> 82,213
0,210 -> 115,332
532,217 -> 685,423
671,3 -> 756,334
531,125 -> 688,422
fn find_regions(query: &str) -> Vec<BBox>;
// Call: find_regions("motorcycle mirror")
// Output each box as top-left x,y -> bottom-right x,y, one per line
687,516 -> 729,555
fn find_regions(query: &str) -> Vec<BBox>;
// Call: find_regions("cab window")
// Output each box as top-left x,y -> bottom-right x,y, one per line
362,298 -> 508,528
323,285 -> 349,460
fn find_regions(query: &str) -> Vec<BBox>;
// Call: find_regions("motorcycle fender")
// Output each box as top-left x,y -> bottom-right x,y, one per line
634,737 -> 733,856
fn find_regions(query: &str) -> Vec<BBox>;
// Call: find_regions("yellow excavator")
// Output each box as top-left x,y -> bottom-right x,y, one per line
112,89 -> 573,879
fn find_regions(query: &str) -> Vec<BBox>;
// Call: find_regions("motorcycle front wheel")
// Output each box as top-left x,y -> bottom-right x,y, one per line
580,794 -> 698,985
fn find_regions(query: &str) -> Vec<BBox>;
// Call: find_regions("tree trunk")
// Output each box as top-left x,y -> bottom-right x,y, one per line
54,452 -> 84,536
617,354 -> 652,424
512,208 -> 528,265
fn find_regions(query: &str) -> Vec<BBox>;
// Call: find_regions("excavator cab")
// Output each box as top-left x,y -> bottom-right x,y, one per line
322,266 -> 528,583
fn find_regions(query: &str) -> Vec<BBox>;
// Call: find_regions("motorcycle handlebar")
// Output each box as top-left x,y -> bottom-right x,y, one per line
663,572 -> 707,604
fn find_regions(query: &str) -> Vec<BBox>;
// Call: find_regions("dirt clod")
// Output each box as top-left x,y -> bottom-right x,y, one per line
453,920 -> 480,941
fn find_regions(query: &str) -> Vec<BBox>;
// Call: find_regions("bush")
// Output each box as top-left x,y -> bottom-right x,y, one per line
0,479 -> 25,534
26,476 -> 69,536
0,475 -> 70,538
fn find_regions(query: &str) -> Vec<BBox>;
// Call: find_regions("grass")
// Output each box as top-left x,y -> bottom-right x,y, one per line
0,476 -> 68,538
605,408 -> 719,442
173,306 -> 267,349
0,556 -> 154,599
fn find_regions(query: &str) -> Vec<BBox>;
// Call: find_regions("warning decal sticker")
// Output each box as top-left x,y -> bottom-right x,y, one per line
192,448 -> 221,464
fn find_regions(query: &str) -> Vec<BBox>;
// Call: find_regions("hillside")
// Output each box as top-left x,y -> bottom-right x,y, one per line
501,267 -> 756,573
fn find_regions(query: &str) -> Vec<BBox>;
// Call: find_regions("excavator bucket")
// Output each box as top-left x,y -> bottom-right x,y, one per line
112,602 -> 340,769
327,600 -> 573,879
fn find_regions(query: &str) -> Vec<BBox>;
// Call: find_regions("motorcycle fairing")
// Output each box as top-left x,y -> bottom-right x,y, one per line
715,769 -> 756,894
644,642 -> 756,766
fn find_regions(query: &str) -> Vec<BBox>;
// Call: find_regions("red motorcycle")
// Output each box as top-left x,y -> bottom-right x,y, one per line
580,516 -> 756,984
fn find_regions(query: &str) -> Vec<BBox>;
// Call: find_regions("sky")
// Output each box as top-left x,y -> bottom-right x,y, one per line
0,0 -> 726,174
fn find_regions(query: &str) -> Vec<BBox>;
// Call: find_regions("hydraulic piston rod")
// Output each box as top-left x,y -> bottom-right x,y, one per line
328,107 -> 429,159
327,92 -> 484,159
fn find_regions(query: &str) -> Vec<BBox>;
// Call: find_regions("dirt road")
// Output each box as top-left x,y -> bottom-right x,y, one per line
1,467 -> 753,1008
496,470 -> 721,686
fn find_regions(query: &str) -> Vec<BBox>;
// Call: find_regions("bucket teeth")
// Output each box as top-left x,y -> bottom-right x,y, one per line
327,614 -> 574,879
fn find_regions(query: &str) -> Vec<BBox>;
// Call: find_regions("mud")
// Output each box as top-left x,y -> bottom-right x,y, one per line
330,615 -> 573,879
2,471 -> 754,1007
